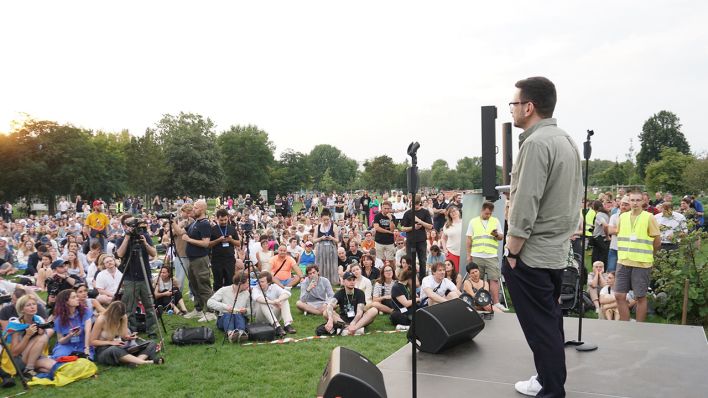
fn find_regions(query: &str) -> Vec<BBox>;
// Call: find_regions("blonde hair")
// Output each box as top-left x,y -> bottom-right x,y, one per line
15,295 -> 37,318
103,301 -> 128,337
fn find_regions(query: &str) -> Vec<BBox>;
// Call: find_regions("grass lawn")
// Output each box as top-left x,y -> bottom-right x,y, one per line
4,287 -> 407,397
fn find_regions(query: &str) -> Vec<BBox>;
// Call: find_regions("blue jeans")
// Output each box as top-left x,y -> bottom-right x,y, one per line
217,313 -> 247,333
607,249 -> 618,273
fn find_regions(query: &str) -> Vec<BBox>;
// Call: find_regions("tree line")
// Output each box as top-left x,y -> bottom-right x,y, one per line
0,110 -> 704,211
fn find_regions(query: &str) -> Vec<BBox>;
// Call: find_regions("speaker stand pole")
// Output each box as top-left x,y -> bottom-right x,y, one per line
406,142 -> 420,398
565,129 -> 598,352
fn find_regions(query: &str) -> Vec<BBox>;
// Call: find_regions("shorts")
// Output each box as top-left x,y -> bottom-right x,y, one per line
614,263 -> 651,297
277,277 -> 294,286
474,256 -> 501,281
375,242 -> 396,261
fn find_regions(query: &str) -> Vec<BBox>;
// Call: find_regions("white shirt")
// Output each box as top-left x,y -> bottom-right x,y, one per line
95,269 -> 123,295
655,212 -> 687,244
287,245 -> 304,260
420,275 -> 458,302
392,200 -> 407,220
608,213 -> 620,250
442,219 -> 462,256
252,283 -> 291,303
58,200 -> 70,212
355,277 -> 373,304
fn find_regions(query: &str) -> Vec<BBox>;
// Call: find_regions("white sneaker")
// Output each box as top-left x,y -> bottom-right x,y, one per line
514,375 -> 542,396
493,303 -> 509,312
395,325 -> 410,331
197,312 -> 217,322
183,310 -> 200,319
355,328 -> 365,336
341,329 -> 350,336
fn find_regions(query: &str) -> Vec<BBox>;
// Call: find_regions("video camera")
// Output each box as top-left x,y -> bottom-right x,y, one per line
126,217 -> 148,237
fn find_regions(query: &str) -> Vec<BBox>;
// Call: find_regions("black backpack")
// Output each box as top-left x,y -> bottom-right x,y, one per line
171,326 -> 215,345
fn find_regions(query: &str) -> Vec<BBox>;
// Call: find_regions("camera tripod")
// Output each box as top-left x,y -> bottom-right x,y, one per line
0,332 -> 28,390
114,232 -> 167,351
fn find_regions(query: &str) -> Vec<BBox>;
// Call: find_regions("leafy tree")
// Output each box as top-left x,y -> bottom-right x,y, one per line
594,160 -> 635,186
156,113 -> 224,197
270,149 -> 312,196
319,168 -> 340,192
308,145 -> 357,190
636,111 -> 691,178
682,154 -> 708,195
586,159 -> 615,185
75,131 -> 128,200
644,147 -> 695,195
455,157 -> 482,190
218,125 -> 275,195
430,159 -> 456,189
361,155 -> 397,191
125,129 -> 169,198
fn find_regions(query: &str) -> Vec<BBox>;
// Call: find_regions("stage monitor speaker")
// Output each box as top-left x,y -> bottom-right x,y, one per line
413,298 -> 485,354
481,105 -> 498,200
317,346 -> 387,398
502,122 -> 513,185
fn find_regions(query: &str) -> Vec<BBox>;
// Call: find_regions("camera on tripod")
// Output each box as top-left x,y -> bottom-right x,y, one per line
127,217 -> 149,238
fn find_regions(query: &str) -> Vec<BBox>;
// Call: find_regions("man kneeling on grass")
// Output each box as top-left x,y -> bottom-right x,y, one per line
324,271 -> 378,336
207,271 -> 251,343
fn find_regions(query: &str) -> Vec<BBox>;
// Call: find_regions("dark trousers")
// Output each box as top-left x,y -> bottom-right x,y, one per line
406,240 -> 427,281
212,257 -> 235,292
502,257 -> 566,398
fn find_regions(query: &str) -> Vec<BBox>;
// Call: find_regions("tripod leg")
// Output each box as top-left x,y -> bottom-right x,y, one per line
0,335 -> 29,390
138,255 -> 167,351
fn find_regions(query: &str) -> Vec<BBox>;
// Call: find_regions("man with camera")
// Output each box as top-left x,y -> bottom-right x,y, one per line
47,259 -> 80,308
466,201 -> 506,311
180,199 -> 215,322
209,209 -> 240,292
116,214 -> 158,338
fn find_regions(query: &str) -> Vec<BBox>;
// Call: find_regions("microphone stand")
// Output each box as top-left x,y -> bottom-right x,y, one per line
565,130 -> 598,352
406,142 -> 420,398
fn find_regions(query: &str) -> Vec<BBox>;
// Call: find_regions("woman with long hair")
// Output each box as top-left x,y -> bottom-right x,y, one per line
389,267 -> 419,328
75,283 -> 105,317
65,250 -> 85,280
369,264 -> 396,314
6,295 -> 56,377
51,289 -> 93,358
36,254 -> 54,290
313,209 -> 339,284
90,301 -> 162,366
441,205 -> 463,272
444,259 -> 462,291
154,266 -> 188,315
16,240 -> 36,270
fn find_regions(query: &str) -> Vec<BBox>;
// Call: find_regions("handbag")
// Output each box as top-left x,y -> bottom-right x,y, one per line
171,326 -> 215,345
246,323 -> 276,341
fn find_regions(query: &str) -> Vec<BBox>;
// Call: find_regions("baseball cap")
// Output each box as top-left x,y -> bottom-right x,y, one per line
51,260 -> 67,270
620,196 -> 630,204
40,236 -> 50,244
342,271 -> 355,280
92,200 -> 101,208
305,241 -> 313,247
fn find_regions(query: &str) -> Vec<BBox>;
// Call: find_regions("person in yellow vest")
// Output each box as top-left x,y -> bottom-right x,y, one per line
584,200 -> 596,238
614,190 -> 660,322
84,200 -> 110,252
466,201 -> 506,311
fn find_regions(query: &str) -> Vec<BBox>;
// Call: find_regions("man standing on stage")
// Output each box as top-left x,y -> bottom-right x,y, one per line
209,209 -> 240,292
181,199 -> 215,322
504,77 -> 582,397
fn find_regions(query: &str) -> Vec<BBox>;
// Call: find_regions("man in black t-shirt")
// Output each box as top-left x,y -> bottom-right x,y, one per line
401,194 -> 433,281
181,199 -> 215,321
373,200 -> 396,262
345,241 -> 363,263
324,272 -> 378,336
360,192 -> 371,227
334,196 -> 345,221
209,209 -> 240,292
432,192 -> 448,232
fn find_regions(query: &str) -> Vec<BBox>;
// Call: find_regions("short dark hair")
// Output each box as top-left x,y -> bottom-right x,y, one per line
515,76 -> 557,118
305,264 -> 319,274
481,201 -> 495,211
258,271 -> 273,284
466,262 -> 479,273
430,262 -> 445,272
233,271 -> 248,285
120,213 -> 132,226
215,209 -> 229,218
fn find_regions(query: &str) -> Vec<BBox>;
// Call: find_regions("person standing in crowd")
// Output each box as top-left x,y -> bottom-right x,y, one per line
505,76 -> 582,397
441,205 -> 463,272
606,196 -> 631,272
359,192 -> 371,227
431,192 -> 448,232
85,200 -> 109,251
654,201 -> 687,251
615,190 -> 661,322
209,209 -> 240,292
313,209 -> 339,284
170,203 -> 193,293
372,201 -> 396,263
400,194 -> 433,282
591,200 -> 610,266
466,201 -> 506,311
180,199 -> 215,322
116,214 -> 159,337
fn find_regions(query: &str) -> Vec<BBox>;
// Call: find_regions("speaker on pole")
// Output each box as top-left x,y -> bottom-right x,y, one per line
481,105 -> 498,200
412,299 -> 485,354
317,346 -> 387,398
501,122 -> 513,185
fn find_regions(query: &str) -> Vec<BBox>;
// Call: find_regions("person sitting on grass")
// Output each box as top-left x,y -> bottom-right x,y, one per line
252,271 -> 296,337
89,301 -> 163,366
153,265 -> 189,316
360,254 -> 380,282
599,272 -> 636,320
587,261 -> 608,314
390,268 -> 419,329
323,271 -> 378,336
51,289 -> 93,359
207,271 -> 251,343
296,265 -> 334,316
5,295 -> 56,378
349,262 -> 373,305
462,262 -> 497,313
75,283 -> 105,319
369,264 -> 396,315
444,259 -> 462,291
298,241 -> 316,276
420,262 -> 460,307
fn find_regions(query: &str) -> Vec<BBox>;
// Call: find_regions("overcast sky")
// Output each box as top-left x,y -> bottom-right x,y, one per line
2,1 -> 706,169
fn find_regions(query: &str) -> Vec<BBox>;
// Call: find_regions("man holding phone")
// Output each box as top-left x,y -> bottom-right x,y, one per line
466,201 -> 506,311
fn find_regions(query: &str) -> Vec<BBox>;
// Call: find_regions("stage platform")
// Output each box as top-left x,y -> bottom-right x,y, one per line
378,312 -> 708,398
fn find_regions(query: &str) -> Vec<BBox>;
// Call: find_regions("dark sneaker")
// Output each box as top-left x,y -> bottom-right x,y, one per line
238,330 -> 249,343
284,324 -> 297,334
275,325 -> 286,338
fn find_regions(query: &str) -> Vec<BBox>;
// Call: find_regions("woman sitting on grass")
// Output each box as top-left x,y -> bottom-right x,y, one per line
51,289 -> 93,358
369,264 -> 396,315
6,295 -> 56,378
75,283 -> 105,318
90,301 -> 163,366
154,265 -> 188,315
462,262 -> 496,313
389,268 -> 419,328
444,259 -> 462,291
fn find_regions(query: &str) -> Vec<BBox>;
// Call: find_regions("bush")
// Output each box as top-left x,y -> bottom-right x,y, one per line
651,221 -> 708,326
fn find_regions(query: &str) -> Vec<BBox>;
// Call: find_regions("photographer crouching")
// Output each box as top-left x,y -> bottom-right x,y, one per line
116,214 -> 158,338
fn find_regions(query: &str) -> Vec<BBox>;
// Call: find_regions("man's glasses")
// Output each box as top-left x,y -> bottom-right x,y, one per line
509,101 -> 532,110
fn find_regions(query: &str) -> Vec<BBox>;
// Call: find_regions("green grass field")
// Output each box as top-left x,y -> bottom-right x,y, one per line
4,287 -> 406,397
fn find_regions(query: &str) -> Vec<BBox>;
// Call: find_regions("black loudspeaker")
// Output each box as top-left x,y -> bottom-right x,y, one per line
501,122 -> 513,185
317,346 -> 387,398
481,105 -> 498,200
413,298 -> 485,354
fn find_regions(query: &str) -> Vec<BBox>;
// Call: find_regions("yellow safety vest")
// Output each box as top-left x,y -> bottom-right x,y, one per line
470,216 -> 499,255
617,211 -> 654,263
584,208 -> 596,237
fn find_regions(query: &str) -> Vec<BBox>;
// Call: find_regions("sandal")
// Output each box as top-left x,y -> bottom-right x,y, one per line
153,356 -> 165,365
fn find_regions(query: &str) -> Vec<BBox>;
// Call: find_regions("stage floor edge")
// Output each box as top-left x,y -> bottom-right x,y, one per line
378,312 -> 708,398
